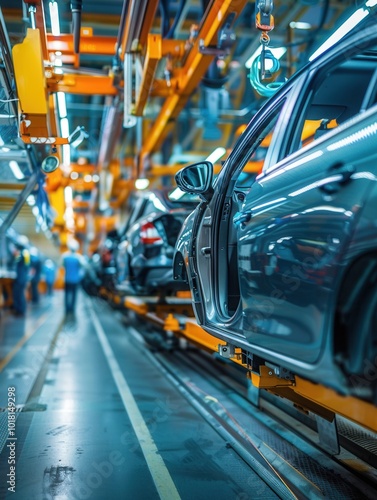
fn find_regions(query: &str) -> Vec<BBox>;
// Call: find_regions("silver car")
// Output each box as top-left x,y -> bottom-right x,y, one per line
174,17 -> 377,403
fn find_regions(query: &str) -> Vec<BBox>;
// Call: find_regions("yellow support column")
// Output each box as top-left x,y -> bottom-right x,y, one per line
12,28 -> 49,138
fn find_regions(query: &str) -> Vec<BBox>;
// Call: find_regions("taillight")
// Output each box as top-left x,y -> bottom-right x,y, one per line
140,221 -> 163,245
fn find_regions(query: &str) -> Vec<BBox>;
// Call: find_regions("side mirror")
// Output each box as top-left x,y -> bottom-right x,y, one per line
41,155 -> 60,173
175,161 -> 214,201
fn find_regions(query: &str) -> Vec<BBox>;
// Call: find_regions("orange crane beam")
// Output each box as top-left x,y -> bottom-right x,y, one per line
47,33 -> 117,57
139,0 -> 249,163
133,36 -> 186,116
47,74 -> 117,96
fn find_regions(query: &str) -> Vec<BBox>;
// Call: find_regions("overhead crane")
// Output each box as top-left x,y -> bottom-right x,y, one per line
9,0 -> 251,246
5,0 -> 337,246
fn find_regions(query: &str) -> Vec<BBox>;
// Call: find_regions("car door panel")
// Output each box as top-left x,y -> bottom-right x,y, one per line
237,133 -> 376,363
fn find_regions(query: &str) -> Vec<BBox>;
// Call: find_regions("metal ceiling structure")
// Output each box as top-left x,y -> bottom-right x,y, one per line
0,0 -> 357,258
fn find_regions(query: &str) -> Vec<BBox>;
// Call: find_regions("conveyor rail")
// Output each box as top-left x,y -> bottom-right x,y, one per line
107,288 -> 377,435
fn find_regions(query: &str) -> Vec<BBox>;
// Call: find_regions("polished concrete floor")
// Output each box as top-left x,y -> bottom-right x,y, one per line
0,289 -> 277,500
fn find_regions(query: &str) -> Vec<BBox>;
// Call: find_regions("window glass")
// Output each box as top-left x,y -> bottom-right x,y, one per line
291,55 -> 377,153
232,100 -> 286,184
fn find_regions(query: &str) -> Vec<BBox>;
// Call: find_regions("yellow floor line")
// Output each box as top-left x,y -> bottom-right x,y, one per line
89,302 -> 181,500
0,312 -> 51,372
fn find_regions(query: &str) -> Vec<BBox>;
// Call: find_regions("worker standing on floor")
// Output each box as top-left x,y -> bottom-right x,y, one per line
43,259 -> 56,295
62,239 -> 84,317
12,235 -> 30,317
30,246 -> 42,304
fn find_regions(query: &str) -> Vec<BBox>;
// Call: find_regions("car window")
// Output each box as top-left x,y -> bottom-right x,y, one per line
230,100 -> 286,187
120,195 -> 156,236
289,54 -> 377,154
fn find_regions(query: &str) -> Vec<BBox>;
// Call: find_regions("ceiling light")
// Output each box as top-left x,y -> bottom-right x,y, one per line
245,46 -> 287,69
206,147 -> 227,164
289,21 -> 312,30
84,174 -> 92,182
309,7 -> 369,61
26,195 -> 35,206
64,186 -> 73,204
62,144 -> 70,167
54,55 -> 63,74
92,174 -> 100,183
57,92 -> 67,118
169,187 -> 185,201
70,171 -> 79,180
135,178 -> 150,190
41,155 -> 60,173
49,1 -> 61,36
60,117 -> 70,138
9,160 -> 25,180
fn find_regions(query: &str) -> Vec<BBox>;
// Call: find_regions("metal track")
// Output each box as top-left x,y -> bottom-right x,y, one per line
189,349 -> 377,482
127,323 -> 377,500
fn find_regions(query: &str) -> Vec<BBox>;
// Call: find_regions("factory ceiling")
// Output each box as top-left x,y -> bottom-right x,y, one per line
0,0 -> 359,258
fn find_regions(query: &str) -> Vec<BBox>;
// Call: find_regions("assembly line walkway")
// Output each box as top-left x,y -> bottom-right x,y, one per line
0,289 -> 277,500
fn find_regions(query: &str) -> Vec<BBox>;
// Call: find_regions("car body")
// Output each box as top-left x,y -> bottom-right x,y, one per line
116,189 -> 198,295
174,17 -> 377,402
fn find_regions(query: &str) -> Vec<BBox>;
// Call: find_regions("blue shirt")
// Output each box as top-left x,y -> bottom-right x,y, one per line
15,249 -> 30,285
63,252 -> 82,284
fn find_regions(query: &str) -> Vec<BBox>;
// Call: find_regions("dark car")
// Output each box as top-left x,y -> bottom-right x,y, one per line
174,14 -> 377,402
116,188 -> 199,296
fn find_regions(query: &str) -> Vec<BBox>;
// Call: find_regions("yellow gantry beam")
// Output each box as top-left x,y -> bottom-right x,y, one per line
47,74 -> 117,96
133,35 -> 186,116
12,28 -> 50,139
139,0 -> 249,162
133,34 -> 162,116
47,33 -> 117,57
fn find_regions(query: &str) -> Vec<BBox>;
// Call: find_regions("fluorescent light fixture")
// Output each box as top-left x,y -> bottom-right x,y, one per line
9,160 -> 24,180
64,186 -> 73,204
54,55 -> 63,74
49,1 -> 61,36
62,144 -> 70,167
366,0 -> 377,7
205,147 -> 227,163
60,117 -> 70,138
169,187 -> 185,201
57,92 -> 67,118
135,178 -> 150,190
65,206 -> 74,218
309,7 -> 369,61
289,21 -> 312,30
0,134 -> 4,147
245,46 -> 287,69
26,195 -> 35,206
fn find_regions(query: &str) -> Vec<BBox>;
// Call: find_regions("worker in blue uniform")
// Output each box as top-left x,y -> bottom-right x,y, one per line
43,259 -> 56,295
12,236 -> 30,317
30,247 -> 42,303
62,239 -> 84,316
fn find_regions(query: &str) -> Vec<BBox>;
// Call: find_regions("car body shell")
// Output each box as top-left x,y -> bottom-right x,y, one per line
117,190 -> 198,295
174,19 -> 377,400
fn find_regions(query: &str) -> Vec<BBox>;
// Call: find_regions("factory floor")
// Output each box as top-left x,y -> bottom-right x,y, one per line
0,289 -> 277,500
